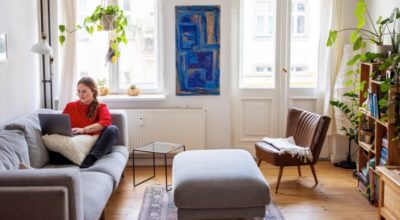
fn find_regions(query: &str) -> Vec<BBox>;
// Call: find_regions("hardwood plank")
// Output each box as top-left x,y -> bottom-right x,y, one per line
105,161 -> 378,219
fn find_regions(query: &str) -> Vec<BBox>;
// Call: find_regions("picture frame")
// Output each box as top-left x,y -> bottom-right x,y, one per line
0,33 -> 8,62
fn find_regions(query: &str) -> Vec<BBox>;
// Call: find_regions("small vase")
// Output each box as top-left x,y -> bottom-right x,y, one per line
128,88 -> 140,96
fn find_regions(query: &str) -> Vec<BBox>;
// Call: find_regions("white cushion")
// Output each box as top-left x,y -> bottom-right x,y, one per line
42,134 -> 99,165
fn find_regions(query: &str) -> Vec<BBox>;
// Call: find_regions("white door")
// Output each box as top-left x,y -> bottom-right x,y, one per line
232,0 -> 321,154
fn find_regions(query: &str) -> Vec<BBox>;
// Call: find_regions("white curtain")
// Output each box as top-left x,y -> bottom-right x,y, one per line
58,0 -> 77,110
316,0 -> 344,135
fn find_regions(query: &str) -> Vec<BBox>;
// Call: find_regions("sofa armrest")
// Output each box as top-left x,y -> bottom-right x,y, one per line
0,186 -> 68,220
110,109 -> 128,146
0,168 -> 84,220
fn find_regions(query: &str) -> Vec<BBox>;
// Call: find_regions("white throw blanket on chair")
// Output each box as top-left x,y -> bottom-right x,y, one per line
262,136 -> 313,162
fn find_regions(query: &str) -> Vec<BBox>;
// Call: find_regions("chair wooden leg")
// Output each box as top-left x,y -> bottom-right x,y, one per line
310,164 -> 318,185
276,166 -> 284,193
297,166 -> 301,176
257,158 -> 262,167
100,209 -> 105,220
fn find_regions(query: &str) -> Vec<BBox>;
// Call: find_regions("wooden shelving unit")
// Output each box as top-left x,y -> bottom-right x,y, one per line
357,62 -> 400,209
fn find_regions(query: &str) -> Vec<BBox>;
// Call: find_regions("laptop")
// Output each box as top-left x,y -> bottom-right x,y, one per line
38,113 -> 73,136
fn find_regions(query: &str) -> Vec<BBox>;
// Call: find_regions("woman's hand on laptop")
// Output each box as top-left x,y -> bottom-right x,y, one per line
72,127 -> 85,135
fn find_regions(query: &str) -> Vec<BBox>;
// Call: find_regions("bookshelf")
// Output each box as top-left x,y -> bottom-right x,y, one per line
357,62 -> 400,207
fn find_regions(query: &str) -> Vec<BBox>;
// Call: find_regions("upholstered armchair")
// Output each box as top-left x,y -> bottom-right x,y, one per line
255,107 -> 331,193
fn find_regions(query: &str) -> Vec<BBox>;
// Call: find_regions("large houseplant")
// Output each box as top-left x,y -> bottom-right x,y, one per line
58,4 -> 128,63
327,0 -> 400,167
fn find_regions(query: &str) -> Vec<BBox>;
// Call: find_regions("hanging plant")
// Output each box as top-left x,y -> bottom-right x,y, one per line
58,4 -> 128,63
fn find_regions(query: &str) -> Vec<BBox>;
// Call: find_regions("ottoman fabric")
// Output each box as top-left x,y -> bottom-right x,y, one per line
173,149 -> 271,210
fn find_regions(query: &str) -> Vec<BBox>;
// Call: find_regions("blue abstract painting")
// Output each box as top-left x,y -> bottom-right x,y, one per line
176,6 -> 220,96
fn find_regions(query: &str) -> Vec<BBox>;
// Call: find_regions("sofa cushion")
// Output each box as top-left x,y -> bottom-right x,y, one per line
4,110 -> 53,168
85,145 -> 129,190
42,134 -> 99,165
0,130 -> 30,171
81,171 -> 113,220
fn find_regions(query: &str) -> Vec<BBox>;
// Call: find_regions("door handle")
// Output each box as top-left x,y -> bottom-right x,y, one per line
281,68 -> 288,74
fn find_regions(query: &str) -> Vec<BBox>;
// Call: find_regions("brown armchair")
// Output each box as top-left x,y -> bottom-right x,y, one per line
255,107 -> 331,193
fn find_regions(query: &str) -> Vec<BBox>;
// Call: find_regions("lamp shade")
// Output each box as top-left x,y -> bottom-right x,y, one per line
31,38 -> 52,55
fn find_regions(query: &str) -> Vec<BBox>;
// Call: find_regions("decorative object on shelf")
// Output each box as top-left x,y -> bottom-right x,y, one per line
58,2 -> 128,64
127,84 -> 140,96
0,33 -> 7,62
97,78 -> 109,96
361,123 -> 374,144
175,6 -> 221,96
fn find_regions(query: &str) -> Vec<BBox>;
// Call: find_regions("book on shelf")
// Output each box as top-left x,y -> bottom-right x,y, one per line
380,147 -> 388,166
358,180 -> 370,198
382,137 -> 388,148
357,171 -> 369,185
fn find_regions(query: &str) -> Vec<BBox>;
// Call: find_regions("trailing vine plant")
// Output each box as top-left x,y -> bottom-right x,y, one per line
58,4 -> 128,63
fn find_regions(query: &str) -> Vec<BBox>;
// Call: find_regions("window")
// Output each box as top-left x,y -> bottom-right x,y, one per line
76,0 -> 159,94
291,1 -> 307,36
240,0 -> 319,89
254,0 -> 274,37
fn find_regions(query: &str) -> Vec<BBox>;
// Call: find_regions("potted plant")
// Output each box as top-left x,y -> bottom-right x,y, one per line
127,84 -> 140,96
58,4 -> 128,63
326,0 -> 394,58
97,78 -> 109,96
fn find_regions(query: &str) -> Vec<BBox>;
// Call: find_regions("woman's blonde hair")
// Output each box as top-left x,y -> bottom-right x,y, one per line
77,77 -> 99,119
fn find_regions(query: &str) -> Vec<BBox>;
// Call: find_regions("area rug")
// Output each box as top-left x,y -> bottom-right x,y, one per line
138,185 -> 285,220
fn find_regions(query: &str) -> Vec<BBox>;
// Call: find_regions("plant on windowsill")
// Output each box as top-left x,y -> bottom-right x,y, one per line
97,78 -> 109,96
127,84 -> 140,96
58,4 -> 128,63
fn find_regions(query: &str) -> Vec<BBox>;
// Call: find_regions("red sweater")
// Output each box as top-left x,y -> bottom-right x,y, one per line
63,101 -> 112,134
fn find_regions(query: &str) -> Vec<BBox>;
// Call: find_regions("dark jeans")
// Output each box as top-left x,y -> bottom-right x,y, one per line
80,125 -> 119,168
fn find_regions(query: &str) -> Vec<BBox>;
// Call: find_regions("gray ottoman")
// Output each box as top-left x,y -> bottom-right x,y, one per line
172,149 -> 271,220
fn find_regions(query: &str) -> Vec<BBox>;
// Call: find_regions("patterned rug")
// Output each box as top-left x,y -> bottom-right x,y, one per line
138,185 -> 285,220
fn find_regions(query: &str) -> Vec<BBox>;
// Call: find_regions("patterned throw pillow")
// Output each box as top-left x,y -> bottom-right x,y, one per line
42,134 -> 99,165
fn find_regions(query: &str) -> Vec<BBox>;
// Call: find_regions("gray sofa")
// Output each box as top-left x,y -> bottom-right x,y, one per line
0,109 -> 129,220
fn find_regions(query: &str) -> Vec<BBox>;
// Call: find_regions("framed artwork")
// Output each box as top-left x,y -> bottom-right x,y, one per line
175,6 -> 220,96
0,33 -> 7,62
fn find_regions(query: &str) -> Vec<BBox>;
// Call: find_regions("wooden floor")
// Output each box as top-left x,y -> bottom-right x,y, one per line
105,161 -> 377,220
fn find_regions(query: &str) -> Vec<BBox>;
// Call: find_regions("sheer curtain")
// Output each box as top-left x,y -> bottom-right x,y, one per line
58,0 -> 77,110
316,0 -> 344,135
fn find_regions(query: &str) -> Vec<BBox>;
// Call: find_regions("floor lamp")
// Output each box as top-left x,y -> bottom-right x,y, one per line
31,0 -> 54,109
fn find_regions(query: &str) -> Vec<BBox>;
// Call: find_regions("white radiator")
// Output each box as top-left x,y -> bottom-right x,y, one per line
126,108 -> 206,151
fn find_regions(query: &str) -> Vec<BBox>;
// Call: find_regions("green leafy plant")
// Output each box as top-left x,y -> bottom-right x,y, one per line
326,0 -> 390,50
330,90 -> 364,143
97,78 -> 107,88
58,5 -> 128,63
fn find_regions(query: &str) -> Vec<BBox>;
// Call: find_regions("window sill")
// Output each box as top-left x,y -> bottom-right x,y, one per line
98,94 -> 166,102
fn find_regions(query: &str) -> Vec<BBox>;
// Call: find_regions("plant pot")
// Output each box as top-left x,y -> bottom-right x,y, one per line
363,131 -> 374,144
128,88 -> 140,96
99,87 -> 109,96
101,14 -> 116,31
372,45 -> 392,56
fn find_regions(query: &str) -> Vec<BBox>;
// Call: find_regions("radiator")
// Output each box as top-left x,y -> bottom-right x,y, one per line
126,108 -> 206,151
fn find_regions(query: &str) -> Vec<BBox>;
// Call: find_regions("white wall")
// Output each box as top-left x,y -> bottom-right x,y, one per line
105,0 -> 232,148
0,0 -> 41,125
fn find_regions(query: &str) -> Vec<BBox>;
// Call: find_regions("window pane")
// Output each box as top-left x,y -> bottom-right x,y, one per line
290,0 -> 319,88
241,0 -> 276,88
297,16 -> 305,34
75,0 -> 158,93
119,0 -> 156,90
297,3 -> 305,12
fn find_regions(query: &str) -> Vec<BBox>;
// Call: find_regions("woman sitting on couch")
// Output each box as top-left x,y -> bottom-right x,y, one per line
61,76 -> 119,168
